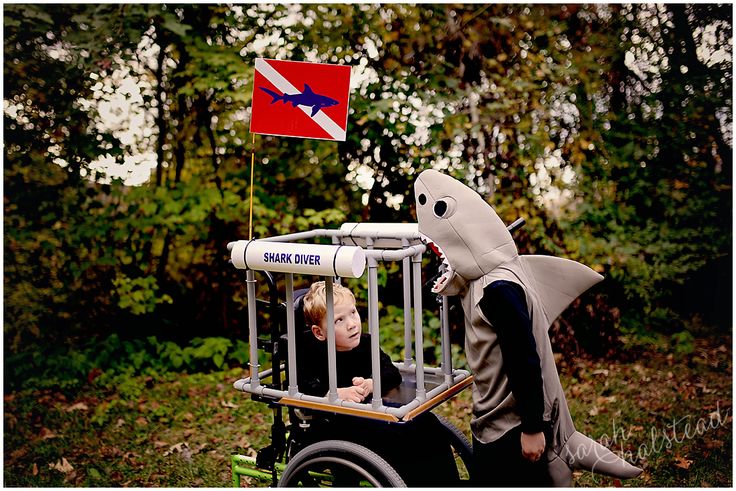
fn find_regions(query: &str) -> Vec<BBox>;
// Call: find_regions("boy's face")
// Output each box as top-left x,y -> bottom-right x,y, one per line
312,299 -> 362,351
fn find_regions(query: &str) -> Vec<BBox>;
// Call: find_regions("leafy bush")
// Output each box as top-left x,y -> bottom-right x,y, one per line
4,334 -> 251,392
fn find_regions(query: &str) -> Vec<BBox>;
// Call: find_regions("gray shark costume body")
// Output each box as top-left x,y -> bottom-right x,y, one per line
414,170 -> 642,486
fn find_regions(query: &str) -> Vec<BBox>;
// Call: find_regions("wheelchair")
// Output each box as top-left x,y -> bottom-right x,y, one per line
228,223 -> 474,487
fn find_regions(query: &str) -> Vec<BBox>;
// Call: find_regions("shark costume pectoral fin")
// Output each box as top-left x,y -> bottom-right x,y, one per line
519,255 -> 604,329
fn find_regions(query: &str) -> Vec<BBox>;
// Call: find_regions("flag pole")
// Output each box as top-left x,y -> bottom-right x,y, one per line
249,133 -> 256,241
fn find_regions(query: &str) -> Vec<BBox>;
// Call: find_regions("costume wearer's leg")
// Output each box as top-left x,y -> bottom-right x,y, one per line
471,426 -> 551,487
396,413 -> 461,487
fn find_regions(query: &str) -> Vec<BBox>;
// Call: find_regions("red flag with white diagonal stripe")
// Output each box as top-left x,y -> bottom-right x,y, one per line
250,58 -> 352,141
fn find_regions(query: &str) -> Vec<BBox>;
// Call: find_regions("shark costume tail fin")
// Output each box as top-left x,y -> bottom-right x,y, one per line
519,255 -> 603,329
563,431 -> 643,478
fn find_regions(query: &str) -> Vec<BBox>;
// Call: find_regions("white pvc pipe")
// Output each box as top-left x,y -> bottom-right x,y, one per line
230,240 -> 366,278
339,222 -> 420,248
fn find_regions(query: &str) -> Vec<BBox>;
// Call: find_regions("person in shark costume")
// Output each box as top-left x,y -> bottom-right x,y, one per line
414,169 -> 642,486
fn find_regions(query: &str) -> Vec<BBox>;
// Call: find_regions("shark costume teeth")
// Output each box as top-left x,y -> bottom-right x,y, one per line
414,169 -> 642,485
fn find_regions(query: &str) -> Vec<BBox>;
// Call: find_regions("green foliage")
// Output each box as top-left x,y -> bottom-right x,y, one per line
378,304 -> 467,369
113,275 -> 173,315
3,4 -> 731,359
4,335 -> 251,393
671,330 -> 696,358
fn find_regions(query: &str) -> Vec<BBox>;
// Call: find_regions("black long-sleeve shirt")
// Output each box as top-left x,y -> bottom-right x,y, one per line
478,280 -> 545,434
296,333 -> 402,398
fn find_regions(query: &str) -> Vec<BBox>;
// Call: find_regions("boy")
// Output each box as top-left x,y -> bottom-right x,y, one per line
299,281 -> 402,402
297,281 -> 459,487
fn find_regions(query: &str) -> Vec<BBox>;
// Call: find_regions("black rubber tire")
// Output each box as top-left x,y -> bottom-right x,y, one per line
434,413 -> 473,473
278,439 -> 406,487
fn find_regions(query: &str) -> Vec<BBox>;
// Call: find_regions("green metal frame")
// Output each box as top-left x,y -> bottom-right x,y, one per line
231,454 -> 283,486
231,453 -> 346,487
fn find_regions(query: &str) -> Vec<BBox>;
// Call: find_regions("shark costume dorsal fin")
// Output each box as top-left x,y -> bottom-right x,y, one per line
519,255 -> 603,330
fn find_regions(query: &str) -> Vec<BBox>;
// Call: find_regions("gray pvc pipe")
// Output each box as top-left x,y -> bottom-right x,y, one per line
411,252 -> 426,400
401,239 -> 413,368
363,244 -> 426,261
366,238 -> 383,410
285,274 -> 298,396
440,294 -> 453,386
246,270 -> 260,388
325,277 -> 338,403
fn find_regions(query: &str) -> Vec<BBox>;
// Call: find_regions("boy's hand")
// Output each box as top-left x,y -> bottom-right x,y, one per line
337,386 -> 365,402
352,377 -> 373,400
521,431 -> 546,462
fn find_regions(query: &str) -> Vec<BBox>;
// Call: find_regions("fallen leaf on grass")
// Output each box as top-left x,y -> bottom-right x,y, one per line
64,470 -> 78,484
164,442 -> 188,457
674,454 -> 693,470
32,463 -> 38,476
183,428 -> 196,438
5,412 -> 17,430
237,436 -> 252,449
135,416 -> 148,427
39,427 -> 59,440
49,457 -> 74,473
10,448 -> 28,460
596,395 -> 617,405
208,450 -> 226,461
65,402 -> 89,412
153,440 -> 169,448
220,400 -> 239,409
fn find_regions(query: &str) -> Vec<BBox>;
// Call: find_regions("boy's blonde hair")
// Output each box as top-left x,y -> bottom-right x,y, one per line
303,281 -> 356,328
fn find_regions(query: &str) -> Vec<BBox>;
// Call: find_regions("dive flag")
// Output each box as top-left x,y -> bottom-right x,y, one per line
250,58 -> 352,141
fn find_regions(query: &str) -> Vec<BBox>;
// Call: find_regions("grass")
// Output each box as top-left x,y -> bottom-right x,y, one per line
4,369 -> 273,487
3,336 -> 732,487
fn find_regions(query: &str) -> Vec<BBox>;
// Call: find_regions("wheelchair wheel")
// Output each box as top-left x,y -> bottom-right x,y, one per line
278,439 -> 406,487
435,413 -> 473,476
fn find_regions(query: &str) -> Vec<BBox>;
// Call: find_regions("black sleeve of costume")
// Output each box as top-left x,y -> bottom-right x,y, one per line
378,347 -> 402,394
294,334 -> 329,397
479,280 -> 545,434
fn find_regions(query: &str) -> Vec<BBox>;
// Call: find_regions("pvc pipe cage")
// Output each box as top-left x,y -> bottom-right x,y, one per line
228,224 -> 472,423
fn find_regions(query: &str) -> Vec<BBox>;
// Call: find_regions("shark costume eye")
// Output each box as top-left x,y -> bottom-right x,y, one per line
433,197 -> 457,218
418,193 -> 427,205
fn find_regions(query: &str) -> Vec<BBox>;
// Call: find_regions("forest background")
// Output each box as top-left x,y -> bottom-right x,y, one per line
3,3 -> 733,487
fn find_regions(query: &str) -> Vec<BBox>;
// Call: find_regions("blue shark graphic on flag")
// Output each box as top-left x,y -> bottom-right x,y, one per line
259,84 -> 339,117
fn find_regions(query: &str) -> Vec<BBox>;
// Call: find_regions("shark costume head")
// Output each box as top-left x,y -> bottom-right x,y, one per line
414,169 -> 642,485
414,169 -> 517,293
